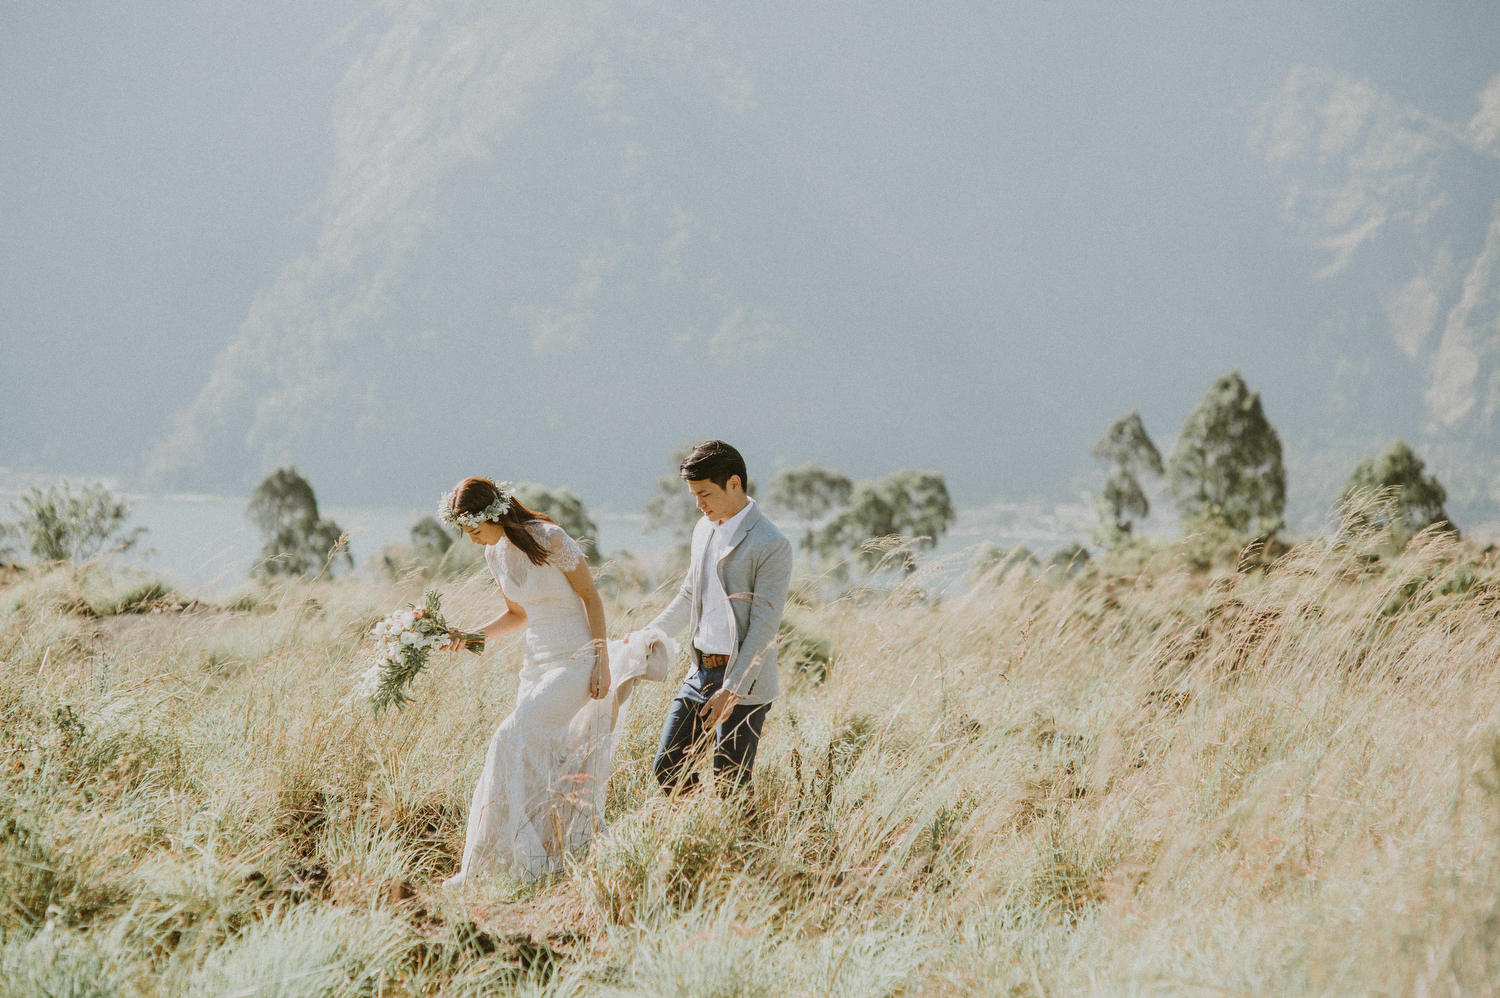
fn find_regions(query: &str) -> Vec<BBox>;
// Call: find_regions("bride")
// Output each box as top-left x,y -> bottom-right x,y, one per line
437,477 -> 613,885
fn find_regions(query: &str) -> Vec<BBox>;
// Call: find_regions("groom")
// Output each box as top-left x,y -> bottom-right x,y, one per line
646,440 -> 792,797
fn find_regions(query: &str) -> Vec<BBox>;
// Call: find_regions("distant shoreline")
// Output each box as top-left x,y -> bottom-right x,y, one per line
1,482 -> 1095,593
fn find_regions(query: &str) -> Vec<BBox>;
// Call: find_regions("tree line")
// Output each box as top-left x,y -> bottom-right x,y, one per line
0,374 -> 1457,580
372,453 -> 959,584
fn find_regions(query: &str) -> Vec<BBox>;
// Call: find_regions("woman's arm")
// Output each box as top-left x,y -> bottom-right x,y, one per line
563,559 -> 611,700
447,593 -> 527,649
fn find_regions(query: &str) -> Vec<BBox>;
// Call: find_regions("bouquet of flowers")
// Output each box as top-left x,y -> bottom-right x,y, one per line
357,589 -> 484,713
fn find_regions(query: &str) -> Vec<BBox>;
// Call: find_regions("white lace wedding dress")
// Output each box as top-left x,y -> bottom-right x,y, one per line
444,521 -> 620,884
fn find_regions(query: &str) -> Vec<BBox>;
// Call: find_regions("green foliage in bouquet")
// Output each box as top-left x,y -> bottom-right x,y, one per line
359,589 -> 483,714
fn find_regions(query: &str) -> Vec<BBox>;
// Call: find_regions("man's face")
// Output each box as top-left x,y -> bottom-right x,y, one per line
687,476 -> 742,524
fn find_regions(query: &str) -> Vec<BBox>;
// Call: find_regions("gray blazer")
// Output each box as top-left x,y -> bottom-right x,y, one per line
648,502 -> 793,706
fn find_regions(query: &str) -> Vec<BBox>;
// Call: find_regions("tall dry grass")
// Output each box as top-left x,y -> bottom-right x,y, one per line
3,523 -> 1500,996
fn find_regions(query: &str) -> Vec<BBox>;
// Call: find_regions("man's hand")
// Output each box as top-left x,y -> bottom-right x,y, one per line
698,687 -> 739,729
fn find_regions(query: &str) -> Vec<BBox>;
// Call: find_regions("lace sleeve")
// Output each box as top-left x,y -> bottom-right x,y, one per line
540,523 -> 585,572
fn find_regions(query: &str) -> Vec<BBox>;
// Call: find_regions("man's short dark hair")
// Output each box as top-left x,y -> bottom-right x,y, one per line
680,440 -> 747,491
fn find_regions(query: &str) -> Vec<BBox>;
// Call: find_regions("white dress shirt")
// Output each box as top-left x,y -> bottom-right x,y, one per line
693,498 -> 756,657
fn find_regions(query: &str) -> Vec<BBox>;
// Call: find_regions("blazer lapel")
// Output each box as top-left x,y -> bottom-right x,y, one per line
715,503 -> 760,607
691,516 -> 713,599
719,503 -> 760,564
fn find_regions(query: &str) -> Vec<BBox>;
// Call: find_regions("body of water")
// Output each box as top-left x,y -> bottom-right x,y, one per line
138,498 -> 670,592
2,479 -> 1094,593
13,493 -> 666,594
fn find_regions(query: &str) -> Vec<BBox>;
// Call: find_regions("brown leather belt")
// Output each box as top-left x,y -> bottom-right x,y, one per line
700,653 -> 729,669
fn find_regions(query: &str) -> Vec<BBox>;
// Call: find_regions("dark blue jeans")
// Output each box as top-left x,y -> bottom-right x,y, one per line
653,693 -> 770,795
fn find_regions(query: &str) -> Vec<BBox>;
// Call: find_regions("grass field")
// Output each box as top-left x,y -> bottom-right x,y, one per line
3,524 -> 1500,996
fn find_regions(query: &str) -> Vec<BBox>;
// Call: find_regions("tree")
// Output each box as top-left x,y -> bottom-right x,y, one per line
245,466 -> 351,579
1092,409 -> 1163,537
819,469 -> 955,571
408,515 -> 455,558
765,463 -> 853,553
515,482 -> 600,564
1,478 -> 146,563
1167,370 -> 1286,536
1340,439 -> 1454,537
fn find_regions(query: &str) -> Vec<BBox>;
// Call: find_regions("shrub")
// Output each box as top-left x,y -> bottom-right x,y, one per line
1340,439 -> 1455,540
968,543 -> 1038,586
179,907 -> 408,998
1,479 -> 146,565
409,515 -> 455,557
1176,505 -> 1254,570
596,550 -> 653,599
1046,542 -> 1092,578
644,444 -> 704,567
377,516 -> 482,581
779,616 -> 836,682
584,796 -> 746,922
0,794 -> 132,933
0,930 -> 124,998
645,444 -> 760,568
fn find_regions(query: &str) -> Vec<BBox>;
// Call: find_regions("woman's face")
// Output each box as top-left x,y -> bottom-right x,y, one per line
462,521 -> 506,546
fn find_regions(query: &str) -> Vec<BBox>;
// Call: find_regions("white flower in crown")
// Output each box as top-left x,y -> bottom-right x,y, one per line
439,480 -> 514,529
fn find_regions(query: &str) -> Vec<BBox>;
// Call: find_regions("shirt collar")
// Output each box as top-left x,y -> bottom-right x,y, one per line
712,497 -> 755,537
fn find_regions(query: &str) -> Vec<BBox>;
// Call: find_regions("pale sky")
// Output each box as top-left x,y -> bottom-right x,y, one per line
4,2 -> 1499,530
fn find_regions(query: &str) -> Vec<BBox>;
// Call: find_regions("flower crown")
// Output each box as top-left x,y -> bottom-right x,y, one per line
440,480 -> 514,529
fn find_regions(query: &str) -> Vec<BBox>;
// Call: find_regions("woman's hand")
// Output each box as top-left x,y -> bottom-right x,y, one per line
445,627 -> 466,652
589,642 -> 611,700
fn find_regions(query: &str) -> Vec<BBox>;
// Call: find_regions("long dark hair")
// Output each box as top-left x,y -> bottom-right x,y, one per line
451,477 -> 557,567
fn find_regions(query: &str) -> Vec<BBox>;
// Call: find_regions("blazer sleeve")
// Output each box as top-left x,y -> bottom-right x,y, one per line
724,532 -> 793,696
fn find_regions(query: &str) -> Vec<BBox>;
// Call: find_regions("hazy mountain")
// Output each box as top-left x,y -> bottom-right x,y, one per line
4,2 -> 1499,531
1258,63 -> 1500,528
